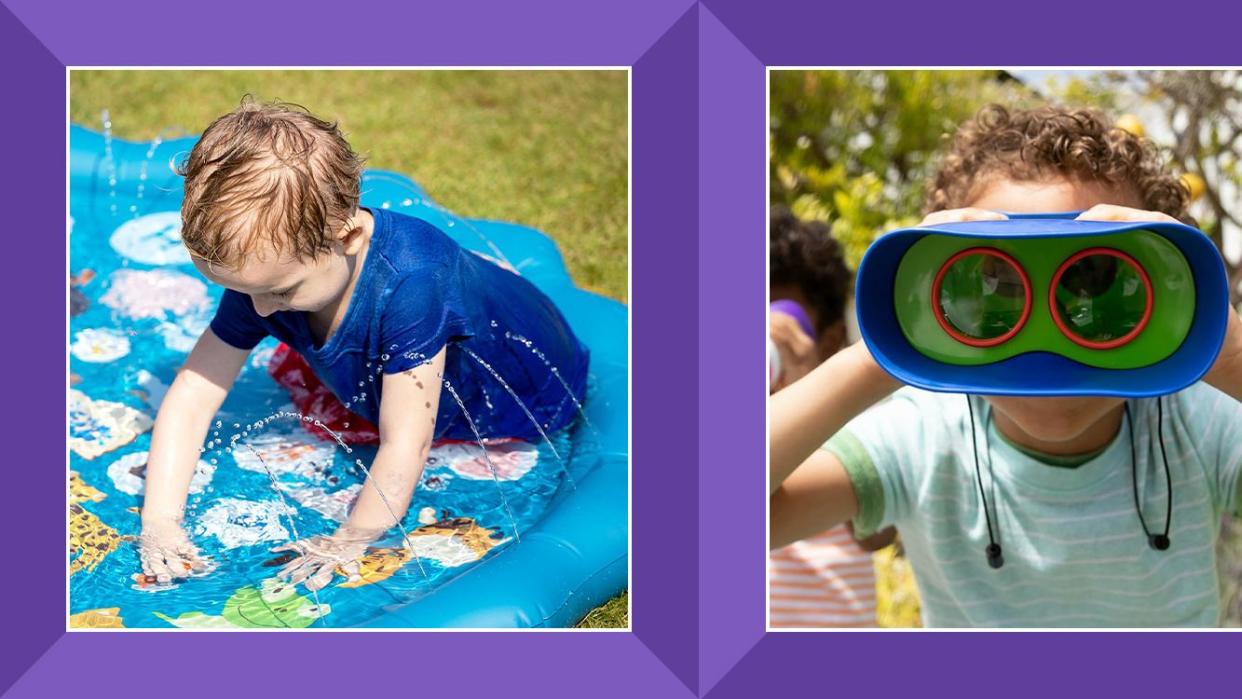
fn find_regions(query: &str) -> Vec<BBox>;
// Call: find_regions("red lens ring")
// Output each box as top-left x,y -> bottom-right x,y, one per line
1048,246 -> 1153,350
931,246 -> 1032,348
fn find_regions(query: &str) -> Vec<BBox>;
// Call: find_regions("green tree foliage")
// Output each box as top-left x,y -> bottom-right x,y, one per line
770,70 -> 1033,268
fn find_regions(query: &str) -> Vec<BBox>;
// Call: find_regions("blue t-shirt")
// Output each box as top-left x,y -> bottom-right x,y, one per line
209,207 -> 590,442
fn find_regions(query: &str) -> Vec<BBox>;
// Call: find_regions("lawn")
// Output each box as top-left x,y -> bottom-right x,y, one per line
69,69 -> 629,302
70,69 -> 630,627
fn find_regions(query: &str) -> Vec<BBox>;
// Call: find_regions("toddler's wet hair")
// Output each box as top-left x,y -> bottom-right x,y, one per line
178,96 -> 367,268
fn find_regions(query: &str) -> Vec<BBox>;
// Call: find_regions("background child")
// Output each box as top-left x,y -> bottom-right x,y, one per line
138,99 -> 590,591
771,104 -> 1242,627
767,205 -> 895,628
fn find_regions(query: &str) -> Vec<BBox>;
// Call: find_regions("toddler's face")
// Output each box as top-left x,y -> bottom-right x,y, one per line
192,230 -> 354,317
966,175 -> 1143,446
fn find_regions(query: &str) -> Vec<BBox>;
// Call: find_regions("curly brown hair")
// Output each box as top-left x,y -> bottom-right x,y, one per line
178,97 -> 366,269
926,104 -> 1189,220
770,205 -> 852,330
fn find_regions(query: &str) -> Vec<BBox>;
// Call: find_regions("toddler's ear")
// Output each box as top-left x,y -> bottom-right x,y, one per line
337,212 -> 369,254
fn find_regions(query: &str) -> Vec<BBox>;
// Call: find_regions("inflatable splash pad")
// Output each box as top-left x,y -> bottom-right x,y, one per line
68,124 -> 628,628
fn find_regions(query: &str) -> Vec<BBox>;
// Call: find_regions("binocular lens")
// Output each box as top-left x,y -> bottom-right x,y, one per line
936,250 -> 1028,343
1053,251 -> 1150,346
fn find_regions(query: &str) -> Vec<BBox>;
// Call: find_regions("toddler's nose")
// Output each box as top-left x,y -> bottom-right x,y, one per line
252,296 -> 279,317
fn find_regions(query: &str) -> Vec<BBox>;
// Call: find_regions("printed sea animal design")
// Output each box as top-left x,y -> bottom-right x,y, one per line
69,607 -> 124,629
100,268 -> 208,321
283,483 -> 363,523
70,287 -> 90,317
130,369 -> 170,412
156,311 -> 210,354
70,471 -> 107,504
335,516 -> 507,588
70,503 -> 129,575
154,578 -> 330,629
109,211 -> 191,265
194,498 -> 296,549
232,430 -> 337,480
107,450 -> 214,496
426,439 -> 537,481
69,471 -> 128,576
69,390 -> 153,460
70,269 -> 94,317
71,328 -> 131,363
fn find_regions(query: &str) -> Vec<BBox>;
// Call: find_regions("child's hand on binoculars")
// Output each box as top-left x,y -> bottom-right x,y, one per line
917,208 -> 1008,227
1075,204 -> 1180,224
1074,205 -> 1242,399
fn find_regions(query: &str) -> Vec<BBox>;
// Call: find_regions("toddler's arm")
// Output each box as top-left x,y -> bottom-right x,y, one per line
274,348 -> 446,591
347,348 -> 445,532
140,328 -> 250,579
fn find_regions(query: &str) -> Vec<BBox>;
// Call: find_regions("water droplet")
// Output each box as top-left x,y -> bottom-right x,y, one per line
343,422 -> 350,428
381,354 -> 390,361
490,320 -> 498,328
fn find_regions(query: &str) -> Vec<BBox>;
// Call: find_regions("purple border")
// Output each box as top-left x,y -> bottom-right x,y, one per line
2,0 -> 699,696
698,0 -> 1242,696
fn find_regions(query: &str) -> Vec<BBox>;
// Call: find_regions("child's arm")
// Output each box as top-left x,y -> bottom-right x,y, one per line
769,340 -> 900,494
769,341 -> 900,548
140,328 -> 250,581
274,348 -> 445,591
770,208 -> 1003,546
344,348 -> 445,532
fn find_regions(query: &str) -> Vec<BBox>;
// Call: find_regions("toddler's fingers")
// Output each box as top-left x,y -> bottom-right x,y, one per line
340,560 -> 361,579
139,547 -> 156,577
285,559 -> 318,586
150,555 -> 175,584
306,564 -> 335,592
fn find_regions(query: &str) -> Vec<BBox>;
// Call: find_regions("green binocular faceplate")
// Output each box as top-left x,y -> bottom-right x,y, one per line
894,230 -> 1195,368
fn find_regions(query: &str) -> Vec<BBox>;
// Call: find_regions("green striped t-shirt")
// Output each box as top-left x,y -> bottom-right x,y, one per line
825,383 -> 1242,628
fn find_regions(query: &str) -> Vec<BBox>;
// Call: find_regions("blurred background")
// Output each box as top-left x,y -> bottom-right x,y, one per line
770,69 -> 1242,627
71,69 -> 629,628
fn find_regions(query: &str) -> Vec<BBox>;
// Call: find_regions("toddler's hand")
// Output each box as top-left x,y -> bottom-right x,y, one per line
270,525 -> 380,592
139,518 -> 211,583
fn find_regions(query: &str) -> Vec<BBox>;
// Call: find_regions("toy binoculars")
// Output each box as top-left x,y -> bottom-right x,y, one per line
856,213 -> 1230,397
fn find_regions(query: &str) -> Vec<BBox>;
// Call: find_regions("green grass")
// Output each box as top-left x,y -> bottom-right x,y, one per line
71,69 -> 629,627
69,70 -> 629,302
575,591 -> 629,628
